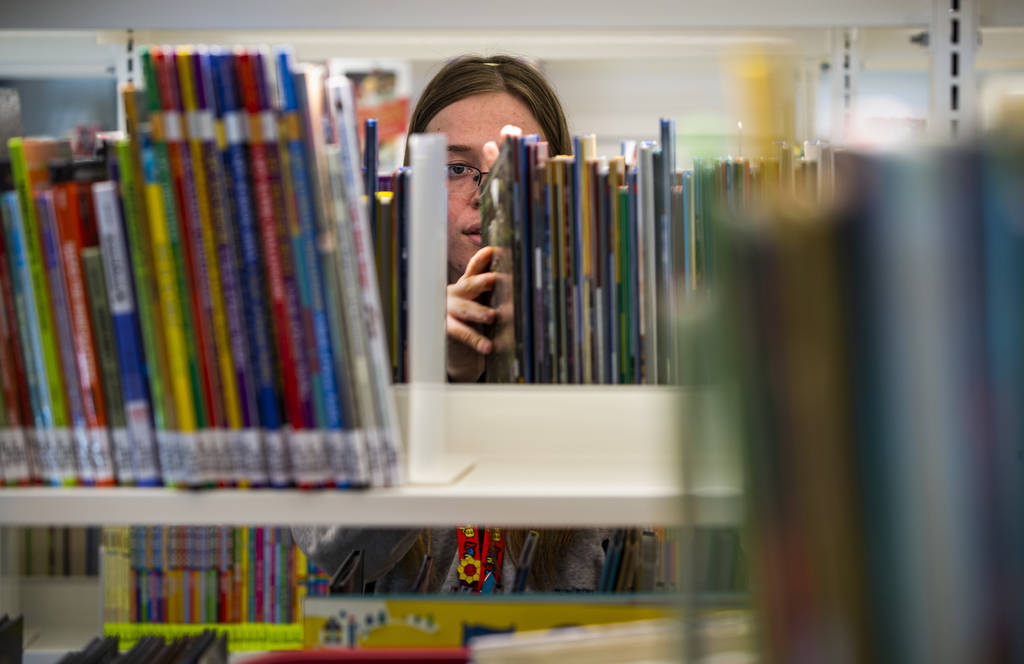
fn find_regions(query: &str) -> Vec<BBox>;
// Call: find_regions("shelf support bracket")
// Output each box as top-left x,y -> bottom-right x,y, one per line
929,0 -> 979,138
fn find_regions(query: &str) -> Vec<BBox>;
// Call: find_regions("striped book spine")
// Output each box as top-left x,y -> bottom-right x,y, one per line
183,49 -> 246,488
52,180 -> 116,485
121,88 -> 177,481
277,50 -> 330,488
0,191 -> 33,484
93,181 -> 160,485
237,50 -> 298,487
141,48 -> 200,487
211,51 -> 278,488
8,139 -> 73,485
293,64 -> 367,488
81,247 -> 132,483
154,48 -> 218,487
35,190 -> 88,485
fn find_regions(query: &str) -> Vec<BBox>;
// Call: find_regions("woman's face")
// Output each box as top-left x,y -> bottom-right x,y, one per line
425,91 -> 544,282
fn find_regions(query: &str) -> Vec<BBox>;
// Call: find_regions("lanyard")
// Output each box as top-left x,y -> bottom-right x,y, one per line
456,526 -> 504,592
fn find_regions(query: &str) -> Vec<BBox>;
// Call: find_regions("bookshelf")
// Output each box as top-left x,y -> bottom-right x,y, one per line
0,385 -> 741,528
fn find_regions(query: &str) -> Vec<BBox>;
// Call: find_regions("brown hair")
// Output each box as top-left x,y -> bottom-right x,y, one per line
408,55 -> 571,158
400,57 -> 578,590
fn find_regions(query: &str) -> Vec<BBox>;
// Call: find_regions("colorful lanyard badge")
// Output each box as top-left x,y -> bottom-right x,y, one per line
456,526 -> 504,592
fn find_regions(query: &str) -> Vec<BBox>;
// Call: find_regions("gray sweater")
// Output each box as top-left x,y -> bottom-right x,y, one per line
292,527 -> 613,593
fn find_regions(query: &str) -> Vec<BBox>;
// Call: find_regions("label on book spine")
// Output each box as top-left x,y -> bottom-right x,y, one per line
163,111 -> 183,142
88,427 -> 115,485
363,427 -> 385,487
224,112 -> 246,145
213,428 -> 232,486
72,424 -> 94,484
180,431 -> 200,487
155,429 -> 177,487
111,427 -> 134,485
197,429 -> 215,486
51,426 -> 77,485
240,428 -> 267,487
126,400 -> 159,485
263,429 -> 290,488
290,429 -> 328,488
0,427 -> 30,484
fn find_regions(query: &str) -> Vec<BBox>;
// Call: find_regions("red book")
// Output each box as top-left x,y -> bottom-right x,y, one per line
0,217 -> 34,484
52,179 -> 115,485
153,48 -> 218,436
235,52 -> 308,433
254,525 -> 265,623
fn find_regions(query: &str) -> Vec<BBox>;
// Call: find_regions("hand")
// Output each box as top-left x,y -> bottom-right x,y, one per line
446,246 -> 496,382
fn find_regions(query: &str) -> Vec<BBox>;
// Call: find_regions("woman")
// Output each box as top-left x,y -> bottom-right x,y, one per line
293,56 -> 609,593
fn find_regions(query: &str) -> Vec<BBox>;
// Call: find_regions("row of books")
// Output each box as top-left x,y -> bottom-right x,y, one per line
102,526 -> 307,626
56,630 -> 227,664
718,139 -> 1024,663
20,526 -> 101,576
0,44 -> 401,488
476,127 -> 833,384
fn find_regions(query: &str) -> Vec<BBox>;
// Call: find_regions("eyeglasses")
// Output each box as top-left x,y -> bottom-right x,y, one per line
446,163 -> 489,197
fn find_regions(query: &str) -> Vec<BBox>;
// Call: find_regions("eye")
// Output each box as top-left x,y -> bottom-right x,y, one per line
446,163 -> 471,179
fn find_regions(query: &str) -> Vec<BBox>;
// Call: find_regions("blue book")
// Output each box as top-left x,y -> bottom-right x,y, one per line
35,191 -> 90,484
211,51 -> 283,487
0,190 -> 50,477
92,181 -> 161,486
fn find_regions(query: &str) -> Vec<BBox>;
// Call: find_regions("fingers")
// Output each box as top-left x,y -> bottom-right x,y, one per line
500,124 -> 523,139
463,246 -> 494,277
448,294 -> 495,325
447,314 -> 492,355
449,271 -> 496,300
482,140 -> 500,172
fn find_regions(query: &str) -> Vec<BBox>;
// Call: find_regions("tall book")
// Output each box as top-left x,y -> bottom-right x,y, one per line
210,50 -> 278,488
35,189 -> 89,485
120,87 -> 178,484
50,164 -> 117,485
93,180 -> 161,485
140,48 -> 201,487
324,75 -> 403,486
153,47 -> 220,486
0,162 -> 33,484
7,137 -> 75,485
190,49 -> 263,487
293,64 -> 369,488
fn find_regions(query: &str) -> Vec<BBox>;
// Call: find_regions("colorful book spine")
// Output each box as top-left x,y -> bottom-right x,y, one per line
200,50 -> 266,488
211,51 -> 283,488
141,48 -> 202,487
0,188 -> 34,484
52,179 -> 116,485
35,190 -> 88,485
92,181 -> 161,485
293,64 -> 368,488
185,49 -> 250,488
325,75 -> 403,487
8,138 -> 74,485
154,48 -> 219,487
80,247 -> 133,483
120,87 -> 178,482
278,49 -> 334,488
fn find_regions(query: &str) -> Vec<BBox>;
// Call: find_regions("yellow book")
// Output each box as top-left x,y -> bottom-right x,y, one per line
577,135 -> 597,385
177,49 -> 233,435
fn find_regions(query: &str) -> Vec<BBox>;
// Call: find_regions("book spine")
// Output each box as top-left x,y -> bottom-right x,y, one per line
279,51 -> 332,488
2,188 -> 57,483
142,48 -> 202,487
35,191 -> 87,485
0,194 -> 34,484
254,525 -> 264,623
121,87 -> 178,482
52,182 -> 116,485
9,140 -> 74,485
211,52 -> 275,488
172,48 -> 228,487
93,181 -> 161,486
81,247 -> 132,483
238,52 -> 309,484
325,76 -> 403,487
186,50 -> 247,488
